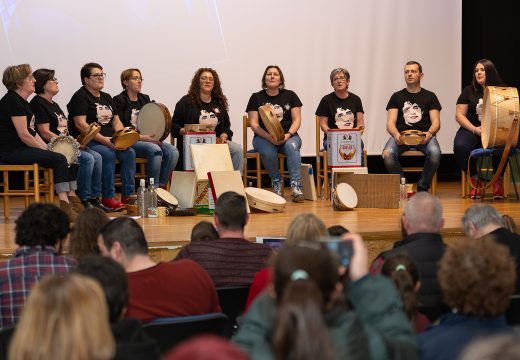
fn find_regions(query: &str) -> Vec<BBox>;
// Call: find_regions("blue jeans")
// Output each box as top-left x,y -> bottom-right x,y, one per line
382,136 -> 441,191
227,140 -> 244,174
132,141 -> 179,187
88,141 -> 136,198
253,134 -> 302,183
76,148 -> 102,200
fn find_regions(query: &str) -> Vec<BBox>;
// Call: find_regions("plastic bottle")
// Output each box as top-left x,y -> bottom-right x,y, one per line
399,177 -> 407,209
147,178 -> 158,218
137,179 -> 147,218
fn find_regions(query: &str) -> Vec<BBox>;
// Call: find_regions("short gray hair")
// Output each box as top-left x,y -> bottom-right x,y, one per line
404,192 -> 443,233
329,67 -> 350,84
462,204 -> 504,235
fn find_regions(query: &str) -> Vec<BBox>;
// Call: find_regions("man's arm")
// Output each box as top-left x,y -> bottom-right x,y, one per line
386,109 -> 402,144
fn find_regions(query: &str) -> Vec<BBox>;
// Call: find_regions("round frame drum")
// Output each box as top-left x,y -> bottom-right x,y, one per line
482,86 -> 520,149
111,127 -> 140,149
77,122 -> 101,146
245,187 -> 286,212
48,135 -> 81,165
137,102 -> 172,142
400,130 -> 425,146
332,183 -> 358,210
156,188 -> 179,210
258,105 -> 285,141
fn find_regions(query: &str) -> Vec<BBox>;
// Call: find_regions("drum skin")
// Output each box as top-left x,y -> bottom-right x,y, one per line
111,127 -> 140,149
77,122 -> 101,146
245,187 -> 286,212
400,130 -> 425,146
332,183 -> 358,210
482,86 -> 520,149
48,135 -> 81,165
156,188 -> 179,209
137,102 -> 172,141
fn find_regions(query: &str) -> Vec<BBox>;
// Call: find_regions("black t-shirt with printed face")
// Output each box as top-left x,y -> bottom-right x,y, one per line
456,85 -> 483,127
113,91 -> 151,128
30,95 -> 69,140
245,89 -> 303,133
67,86 -> 118,137
315,91 -> 364,130
386,88 -> 442,133
0,90 -> 37,154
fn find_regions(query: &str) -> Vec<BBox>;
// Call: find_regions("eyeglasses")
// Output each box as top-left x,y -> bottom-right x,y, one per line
51,77 -> 58,83
333,76 -> 347,82
90,73 -> 106,79
130,76 -> 143,81
200,76 -> 214,82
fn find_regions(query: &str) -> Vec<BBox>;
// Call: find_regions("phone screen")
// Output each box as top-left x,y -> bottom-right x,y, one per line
323,239 -> 353,267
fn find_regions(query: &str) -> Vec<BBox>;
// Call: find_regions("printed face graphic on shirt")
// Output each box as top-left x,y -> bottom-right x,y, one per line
199,109 -> 218,128
55,112 -> 69,135
402,101 -> 422,126
95,103 -> 113,125
335,107 -> 355,129
29,114 -> 36,132
265,102 -> 290,122
130,108 -> 140,127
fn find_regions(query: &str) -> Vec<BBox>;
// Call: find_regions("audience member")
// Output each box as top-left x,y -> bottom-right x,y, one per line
164,335 -> 250,360
8,274 -> 115,360
371,192 -> 447,321
327,225 -> 350,237
75,256 -> 160,360
176,192 -> 272,287
69,207 -> 110,259
381,253 -> 430,333
98,217 -> 220,322
191,221 -> 219,242
502,214 -> 519,234
0,203 -> 76,328
234,233 -> 418,359
459,333 -> 520,360
418,236 -> 515,360
462,204 -> 520,293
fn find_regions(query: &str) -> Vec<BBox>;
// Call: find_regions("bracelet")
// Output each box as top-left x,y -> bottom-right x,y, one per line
287,132 -> 294,138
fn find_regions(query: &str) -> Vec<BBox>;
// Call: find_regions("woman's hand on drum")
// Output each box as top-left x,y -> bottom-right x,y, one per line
219,133 -> 228,144
141,134 -> 161,145
101,135 -> 118,150
473,126 -> 482,137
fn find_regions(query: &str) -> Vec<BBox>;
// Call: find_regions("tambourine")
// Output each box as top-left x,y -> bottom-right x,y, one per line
184,124 -> 215,132
156,188 -> 179,210
400,130 -> 426,146
48,134 -> 81,165
332,183 -> 358,211
258,104 -> 285,142
137,102 -> 172,142
111,127 -> 140,149
77,122 -> 101,146
245,187 -> 286,213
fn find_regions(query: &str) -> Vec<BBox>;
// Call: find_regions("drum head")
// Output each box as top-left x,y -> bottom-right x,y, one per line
112,127 -> 140,149
400,130 -> 425,146
335,183 -> 358,210
78,122 -> 101,145
156,188 -> 179,208
245,187 -> 286,212
48,136 -> 80,165
137,102 -> 172,141
482,86 -> 520,149
258,105 -> 285,141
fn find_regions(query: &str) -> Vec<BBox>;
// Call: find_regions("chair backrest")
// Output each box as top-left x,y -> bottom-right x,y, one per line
316,115 -> 325,155
242,116 -> 250,157
217,285 -> 250,334
142,313 -> 229,355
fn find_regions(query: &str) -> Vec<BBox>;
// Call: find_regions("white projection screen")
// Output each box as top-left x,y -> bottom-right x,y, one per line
0,0 -> 461,156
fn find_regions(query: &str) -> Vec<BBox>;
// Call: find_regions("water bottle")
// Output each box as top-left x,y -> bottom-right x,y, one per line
137,179 -> 147,218
399,177 -> 407,209
146,178 -> 158,218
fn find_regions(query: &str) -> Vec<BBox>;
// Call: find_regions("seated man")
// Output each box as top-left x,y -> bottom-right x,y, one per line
0,203 -> 76,328
382,61 -> 441,192
175,191 -> 273,287
371,192 -> 447,321
97,217 -> 220,322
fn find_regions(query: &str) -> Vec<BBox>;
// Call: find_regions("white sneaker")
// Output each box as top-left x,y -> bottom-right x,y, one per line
291,181 -> 304,203
272,181 -> 283,197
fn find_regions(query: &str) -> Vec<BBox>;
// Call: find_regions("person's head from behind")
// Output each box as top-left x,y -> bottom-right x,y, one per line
97,217 -> 148,267
502,214 -> 518,234
69,208 -> 110,259
9,274 -> 115,360
214,192 -> 248,234
15,203 -> 70,249
402,192 -> 443,235
462,204 -> 505,239
327,225 -> 349,237
285,213 -> 328,246
191,221 -> 219,242
459,333 -> 520,360
472,58 -> 503,91
272,245 -> 339,360
381,253 -> 420,322
75,256 -> 129,323
164,335 -> 250,360
439,236 -> 515,317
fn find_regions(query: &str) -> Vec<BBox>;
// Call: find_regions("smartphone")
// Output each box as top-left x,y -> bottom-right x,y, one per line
322,238 -> 354,267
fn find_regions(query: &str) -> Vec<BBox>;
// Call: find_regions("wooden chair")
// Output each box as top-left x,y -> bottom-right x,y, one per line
0,164 -> 54,219
242,116 -> 286,190
401,150 -> 437,195
115,158 -> 147,186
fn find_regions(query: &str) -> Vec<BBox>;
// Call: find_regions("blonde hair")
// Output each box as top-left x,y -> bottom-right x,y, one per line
9,274 -> 115,360
2,64 -> 32,91
285,213 -> 328,246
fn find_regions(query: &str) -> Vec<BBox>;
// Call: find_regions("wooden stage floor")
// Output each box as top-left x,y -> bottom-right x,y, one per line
1,182 -> 520,255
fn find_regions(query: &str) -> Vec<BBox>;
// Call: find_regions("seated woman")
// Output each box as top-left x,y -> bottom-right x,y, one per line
31,68 -> 106,213
0,64 -> 76,220
171,68 -> 243,172
234,233 -> 417,359
114,68 -> 179,188
246,65 -> 304,201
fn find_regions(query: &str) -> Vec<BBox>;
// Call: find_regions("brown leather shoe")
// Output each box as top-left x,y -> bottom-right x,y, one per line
59,200 -> 78,222
68,196 -> 86,214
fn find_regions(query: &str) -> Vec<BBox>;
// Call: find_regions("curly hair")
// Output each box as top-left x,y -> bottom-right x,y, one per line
15,203 -> 70,247
69,208 -> 110,259
439,236 -> 515,317
187,68 -> 228,111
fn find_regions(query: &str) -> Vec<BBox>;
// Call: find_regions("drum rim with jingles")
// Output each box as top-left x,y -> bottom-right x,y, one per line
258,104 -> 285,142
77,122 -> 101,146
332,182 -> 358,210
482,86 -> 520,149
245,187 -> 286,213
400,129 -> 426,146
137,102 -> 172,142
111,127 -> 140,149
47,134 -> 81,165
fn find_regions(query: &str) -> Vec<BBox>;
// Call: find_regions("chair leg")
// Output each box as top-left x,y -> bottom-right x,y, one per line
431,172 -> 437,195
512,156 -> 520,200
316,157 -> 321,199
461,170 -> 466,198
324,153 -> 329,200
256,156 -> 261,189
3,170 -> 9,219
24,170 -> 30,208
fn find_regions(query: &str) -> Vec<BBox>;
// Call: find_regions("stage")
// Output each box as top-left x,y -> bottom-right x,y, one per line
1,182 -> 520,260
